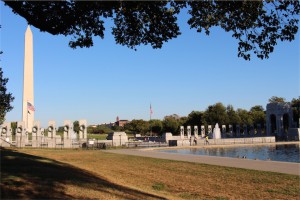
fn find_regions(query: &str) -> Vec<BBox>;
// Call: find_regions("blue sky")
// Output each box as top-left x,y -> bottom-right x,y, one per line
1,3 -> 299,127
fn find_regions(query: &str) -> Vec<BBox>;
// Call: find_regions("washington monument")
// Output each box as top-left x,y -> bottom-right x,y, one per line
22,26 -> 34,131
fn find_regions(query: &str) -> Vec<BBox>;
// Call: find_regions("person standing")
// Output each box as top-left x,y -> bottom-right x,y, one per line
205,135 -> 209,145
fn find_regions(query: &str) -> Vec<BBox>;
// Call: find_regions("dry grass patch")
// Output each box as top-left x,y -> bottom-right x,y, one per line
1,148 -> 299,200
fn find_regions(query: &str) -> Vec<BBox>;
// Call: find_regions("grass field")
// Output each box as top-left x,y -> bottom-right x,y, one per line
1,148 -> 299,200
87,133 -> 108,140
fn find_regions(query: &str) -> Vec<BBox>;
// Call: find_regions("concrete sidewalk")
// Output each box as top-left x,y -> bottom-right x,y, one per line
106,148 -> 300,176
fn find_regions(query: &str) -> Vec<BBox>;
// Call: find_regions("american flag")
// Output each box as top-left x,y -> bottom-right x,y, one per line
27,101 -> 35,112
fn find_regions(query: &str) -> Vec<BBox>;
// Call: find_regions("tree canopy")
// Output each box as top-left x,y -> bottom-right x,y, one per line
249,105 -> 265,125
162,115 -> 180,134
149,119 -> 163,136
268,96 -> 286,103
126,119 -> 149,135
226,105 -> 241,125
203,102 -> 229,125
4,1 -> 299,60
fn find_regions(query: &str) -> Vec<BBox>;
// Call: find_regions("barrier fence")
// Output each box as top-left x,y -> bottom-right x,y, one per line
0,135 -> 278,149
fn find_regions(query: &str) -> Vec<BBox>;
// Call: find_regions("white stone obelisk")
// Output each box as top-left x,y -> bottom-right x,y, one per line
22,26 -> 34,131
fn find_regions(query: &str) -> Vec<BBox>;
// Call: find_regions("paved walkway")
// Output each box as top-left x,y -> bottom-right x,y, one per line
106,148 -> 300,176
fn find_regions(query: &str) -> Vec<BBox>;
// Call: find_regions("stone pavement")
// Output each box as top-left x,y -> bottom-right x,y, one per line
106,148 -> 300,176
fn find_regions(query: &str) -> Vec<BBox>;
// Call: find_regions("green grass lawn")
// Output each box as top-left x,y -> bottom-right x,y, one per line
1,148 -> 299,200
87,133 -> 108,140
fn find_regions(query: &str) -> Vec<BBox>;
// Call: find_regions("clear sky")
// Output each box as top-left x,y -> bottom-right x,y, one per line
1,2 -> 299,127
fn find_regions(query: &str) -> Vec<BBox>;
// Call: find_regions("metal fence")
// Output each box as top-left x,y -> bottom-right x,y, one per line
126,141 -> 168,148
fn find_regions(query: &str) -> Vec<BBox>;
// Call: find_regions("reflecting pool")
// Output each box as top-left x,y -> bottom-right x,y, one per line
158,144 -> 300,163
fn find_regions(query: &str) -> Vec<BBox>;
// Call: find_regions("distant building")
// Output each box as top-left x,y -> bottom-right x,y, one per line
99,122 -> 115,128
115,116 -> 129,127
116,120 -> 129,127
98,117 -> 130,128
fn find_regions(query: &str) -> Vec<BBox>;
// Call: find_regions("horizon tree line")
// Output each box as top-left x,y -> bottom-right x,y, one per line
88,96 -> 300,136
6,96 -> 299,136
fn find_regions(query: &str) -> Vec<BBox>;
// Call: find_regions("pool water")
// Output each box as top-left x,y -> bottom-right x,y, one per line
158,144 -> 300,163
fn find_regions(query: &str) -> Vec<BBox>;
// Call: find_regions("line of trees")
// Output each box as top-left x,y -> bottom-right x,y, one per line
87,96 -> 299,136
7,96 -> 299,136
43,96 -> 300,136
122,103 -> 266,136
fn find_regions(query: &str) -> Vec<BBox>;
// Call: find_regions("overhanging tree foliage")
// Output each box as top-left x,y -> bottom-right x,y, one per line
4,1 -> 299,60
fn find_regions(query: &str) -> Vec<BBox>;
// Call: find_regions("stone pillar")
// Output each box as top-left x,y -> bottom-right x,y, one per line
32,121 -> 41,147
32,121 -> 41,136
180,126 -> 184,139
48,120 -> 57,138
63,120 -> 73,148
278,115 -> 283,137
194,126 -> 198,138
276,115 -> 280,136
243,125 -> 248,137
266,115 -> 270,136
63,120 -> 73,139
187,126 -> 191,139
16,121 -> 27,147
79,119 -> 87,139
201,126 -> 205,138
250,125 -> 254,137
208,125 -> 212,138
229,125 -> 233,137
47,121 -> 57,148
236,125 -> 240,137
221,125 -> 226,138
288,109 -> 294,128
257,124 -> 262,136
1,122 -> 12,142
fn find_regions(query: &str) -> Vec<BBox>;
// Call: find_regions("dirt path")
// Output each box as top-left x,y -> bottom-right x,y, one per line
106,148 -> 300,176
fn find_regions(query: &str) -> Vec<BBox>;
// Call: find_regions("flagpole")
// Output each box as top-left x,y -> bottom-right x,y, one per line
27,101 -> 28,130
150,103 -> 152,136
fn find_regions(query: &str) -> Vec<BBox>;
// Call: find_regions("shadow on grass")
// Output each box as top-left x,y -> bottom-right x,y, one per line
0,148 -> 166,199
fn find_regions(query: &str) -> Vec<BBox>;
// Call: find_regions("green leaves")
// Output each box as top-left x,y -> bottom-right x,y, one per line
0,67 -> 15,124
112,2 -> 181,49
268,96 -> 286,103
187,1 -> 299,60
4,0 -> 299,60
